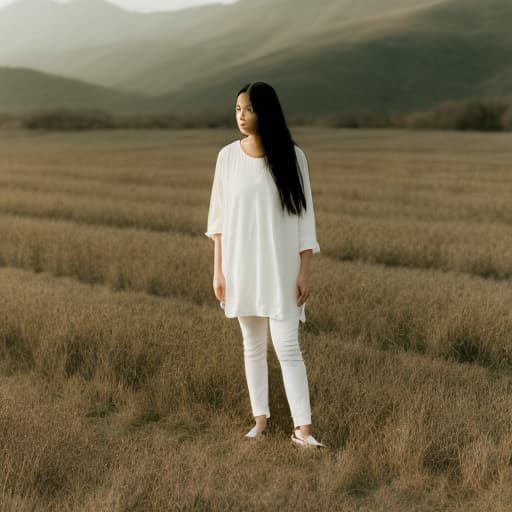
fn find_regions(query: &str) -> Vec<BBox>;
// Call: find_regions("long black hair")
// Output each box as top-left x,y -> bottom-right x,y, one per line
236,82 -> 307,217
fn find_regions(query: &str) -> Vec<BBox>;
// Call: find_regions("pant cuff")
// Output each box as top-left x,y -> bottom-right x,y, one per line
254,410 -> 270,419
293,416 -> 312,428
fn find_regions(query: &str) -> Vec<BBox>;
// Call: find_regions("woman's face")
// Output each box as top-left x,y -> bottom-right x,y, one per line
235,92 -> 258,135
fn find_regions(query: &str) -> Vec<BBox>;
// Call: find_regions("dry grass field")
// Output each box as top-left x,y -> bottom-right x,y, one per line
1,126 -> 512,511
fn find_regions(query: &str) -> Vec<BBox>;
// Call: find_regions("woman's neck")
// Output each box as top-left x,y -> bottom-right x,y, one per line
242,135 -> 265,157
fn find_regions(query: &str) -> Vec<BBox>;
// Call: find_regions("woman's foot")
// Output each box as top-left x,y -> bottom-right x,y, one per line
244,424 -> 267,439
291,427 -> 326,448
244,415 -> 267,439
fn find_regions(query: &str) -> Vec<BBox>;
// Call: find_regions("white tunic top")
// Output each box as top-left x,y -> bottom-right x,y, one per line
205,139 -> 320,323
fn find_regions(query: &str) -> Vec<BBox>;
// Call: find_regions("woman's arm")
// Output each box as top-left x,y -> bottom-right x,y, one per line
299,248 -> 312,275
296,147 -> 319,306
205,148 -> 226,302
297,148 -> 320,254
205,149 -> 225,241
297,248 -> 312,306
213,233 -> 223,275
212,233 -> 225,301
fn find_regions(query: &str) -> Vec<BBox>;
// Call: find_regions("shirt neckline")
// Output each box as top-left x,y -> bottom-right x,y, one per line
238,139 -> 266,160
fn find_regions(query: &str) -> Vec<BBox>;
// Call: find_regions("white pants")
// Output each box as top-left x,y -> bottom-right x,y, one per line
237,312 -> 312,428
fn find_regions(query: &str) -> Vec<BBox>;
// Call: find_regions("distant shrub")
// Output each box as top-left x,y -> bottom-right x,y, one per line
404,100 -> 462,130
111,110 -> 235,129
321,110 -> 403,129
22,108 -> 115,130
454,99 -> 507,131
19,108 -> 238,131
3,95 -> 512,131
501,105 -> 512,131
0,112 -> 23,129
404,97 -> 512,131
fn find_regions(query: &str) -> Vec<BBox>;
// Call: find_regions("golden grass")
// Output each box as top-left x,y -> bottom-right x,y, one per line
1,126 -> 512,510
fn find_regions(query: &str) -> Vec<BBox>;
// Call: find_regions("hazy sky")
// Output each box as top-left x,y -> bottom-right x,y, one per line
0,0 -> 238,12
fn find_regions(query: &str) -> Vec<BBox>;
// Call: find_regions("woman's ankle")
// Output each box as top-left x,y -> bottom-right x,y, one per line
297,424 -> 311,437
255,415 -> 267,430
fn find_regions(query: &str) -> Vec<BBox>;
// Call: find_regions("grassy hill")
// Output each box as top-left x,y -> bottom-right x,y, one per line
152,0 -> 512,114
0,67 -> 161,113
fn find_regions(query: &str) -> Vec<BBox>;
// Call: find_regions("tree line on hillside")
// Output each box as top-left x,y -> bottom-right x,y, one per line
0,96 -> 511,131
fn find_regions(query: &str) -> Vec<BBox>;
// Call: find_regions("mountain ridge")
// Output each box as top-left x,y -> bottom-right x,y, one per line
0,0 -> 511,115
0,66 -> 162,113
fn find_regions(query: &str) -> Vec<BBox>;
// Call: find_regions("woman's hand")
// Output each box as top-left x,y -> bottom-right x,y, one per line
213,270 -> 226,302
296,270 -> 310,307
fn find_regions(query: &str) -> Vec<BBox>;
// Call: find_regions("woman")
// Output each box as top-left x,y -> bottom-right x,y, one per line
205,82 -> 325,449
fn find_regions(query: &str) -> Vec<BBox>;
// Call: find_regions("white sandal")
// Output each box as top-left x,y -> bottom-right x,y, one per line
244,425 -> 267,439
291,427 -> 326,448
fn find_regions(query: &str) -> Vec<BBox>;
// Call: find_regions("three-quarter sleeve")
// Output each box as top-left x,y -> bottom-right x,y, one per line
297,148 -> 320,254
204,149 -> 225,240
